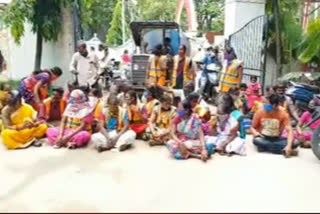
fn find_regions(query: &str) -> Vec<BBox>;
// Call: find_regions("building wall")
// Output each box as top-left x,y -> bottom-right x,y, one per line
224,0 -> 266,38
1,8 -> 74,87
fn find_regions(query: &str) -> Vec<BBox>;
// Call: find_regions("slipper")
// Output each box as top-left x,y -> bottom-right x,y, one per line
67,143 -> 77,150
53,145 -> 61,149
119,144 -> 131,152
32,141 -> 42,147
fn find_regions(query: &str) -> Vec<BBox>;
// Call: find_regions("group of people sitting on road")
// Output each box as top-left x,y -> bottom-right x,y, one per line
0,43 -> 318,163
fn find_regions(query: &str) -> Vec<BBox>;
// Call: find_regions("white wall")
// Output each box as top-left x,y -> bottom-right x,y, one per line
224,0 -> 266,38
5,8 -> 74,87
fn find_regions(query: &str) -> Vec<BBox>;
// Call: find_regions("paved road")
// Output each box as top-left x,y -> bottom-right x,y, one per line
0,138 -> 320,212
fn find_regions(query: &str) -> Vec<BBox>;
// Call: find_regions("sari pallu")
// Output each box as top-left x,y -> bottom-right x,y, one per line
167,114 -> 214,159
171,56 -> 194,88
1,104 -> 48,149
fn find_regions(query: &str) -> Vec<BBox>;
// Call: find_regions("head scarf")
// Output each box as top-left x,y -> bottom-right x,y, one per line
64,89 -> 94,119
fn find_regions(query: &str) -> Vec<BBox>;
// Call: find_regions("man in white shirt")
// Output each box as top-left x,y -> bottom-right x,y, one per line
97,44 -> 110,75
69,41 -> 99,86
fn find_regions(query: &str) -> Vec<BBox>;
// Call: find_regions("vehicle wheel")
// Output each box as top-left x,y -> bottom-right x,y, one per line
311,125 -> 320,160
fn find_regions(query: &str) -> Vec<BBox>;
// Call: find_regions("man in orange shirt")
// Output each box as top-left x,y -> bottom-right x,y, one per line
251,94 -> 299,158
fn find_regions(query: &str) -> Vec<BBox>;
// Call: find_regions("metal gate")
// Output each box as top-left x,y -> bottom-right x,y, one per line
227,15 -> 269,89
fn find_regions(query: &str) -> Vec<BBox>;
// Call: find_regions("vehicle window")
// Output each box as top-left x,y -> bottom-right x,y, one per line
142,28 -> 163,54
164,29 -> 180,56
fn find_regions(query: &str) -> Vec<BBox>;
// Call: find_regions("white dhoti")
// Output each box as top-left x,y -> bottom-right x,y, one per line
205,135 -> 246,156
91,130 -> 136,151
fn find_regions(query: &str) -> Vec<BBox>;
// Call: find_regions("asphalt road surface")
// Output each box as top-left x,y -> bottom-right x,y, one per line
0,137 -> 320,212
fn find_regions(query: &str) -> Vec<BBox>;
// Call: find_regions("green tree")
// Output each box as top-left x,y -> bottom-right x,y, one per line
266,0 -> 303,75
136,0 -> 177,21
3,0 -> 71,70
195,0 -> 224,34
79,0 -> 117,40
298,18 -> 320,65
106,0 -> 124,45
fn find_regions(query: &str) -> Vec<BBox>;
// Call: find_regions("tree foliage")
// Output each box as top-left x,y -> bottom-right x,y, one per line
3,0 -> 70,44
298,18 -> 320,64
106,0 -> 125,46
2,0 -> 72,69
195,0 -> 224,34
79,0 -> 117,40
136,0 -> 177,21
266,0 -> 303,63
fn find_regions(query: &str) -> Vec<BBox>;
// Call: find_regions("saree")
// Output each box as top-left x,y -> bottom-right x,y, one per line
167,114 -> 213,159
1,104 -> 48,149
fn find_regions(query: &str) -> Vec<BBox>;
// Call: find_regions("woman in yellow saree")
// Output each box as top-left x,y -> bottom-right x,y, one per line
1,91 -> 48,149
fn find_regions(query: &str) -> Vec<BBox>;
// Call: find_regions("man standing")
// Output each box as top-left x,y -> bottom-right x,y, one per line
163,37 -> 174,56
70,41 -> 99,86
97,44 -> 110,76
219,58 -> 243,93
146,44 -> 168,87
251,94 -> 299,158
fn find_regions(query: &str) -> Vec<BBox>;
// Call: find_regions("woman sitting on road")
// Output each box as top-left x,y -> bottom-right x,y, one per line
141,86 -> 160,118
91,95 -> 136,152
46,89 -> 94,149
294,100 -> 319,148
126,90 -> 149,140
148,94 -> 176,146
166,100 -> 211,162
1,91 -> 48,149
205,100 -> 246,156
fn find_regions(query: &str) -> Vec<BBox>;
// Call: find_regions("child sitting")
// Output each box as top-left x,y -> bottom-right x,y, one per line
247,88 -> 264,111
247,75 -> 261,96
